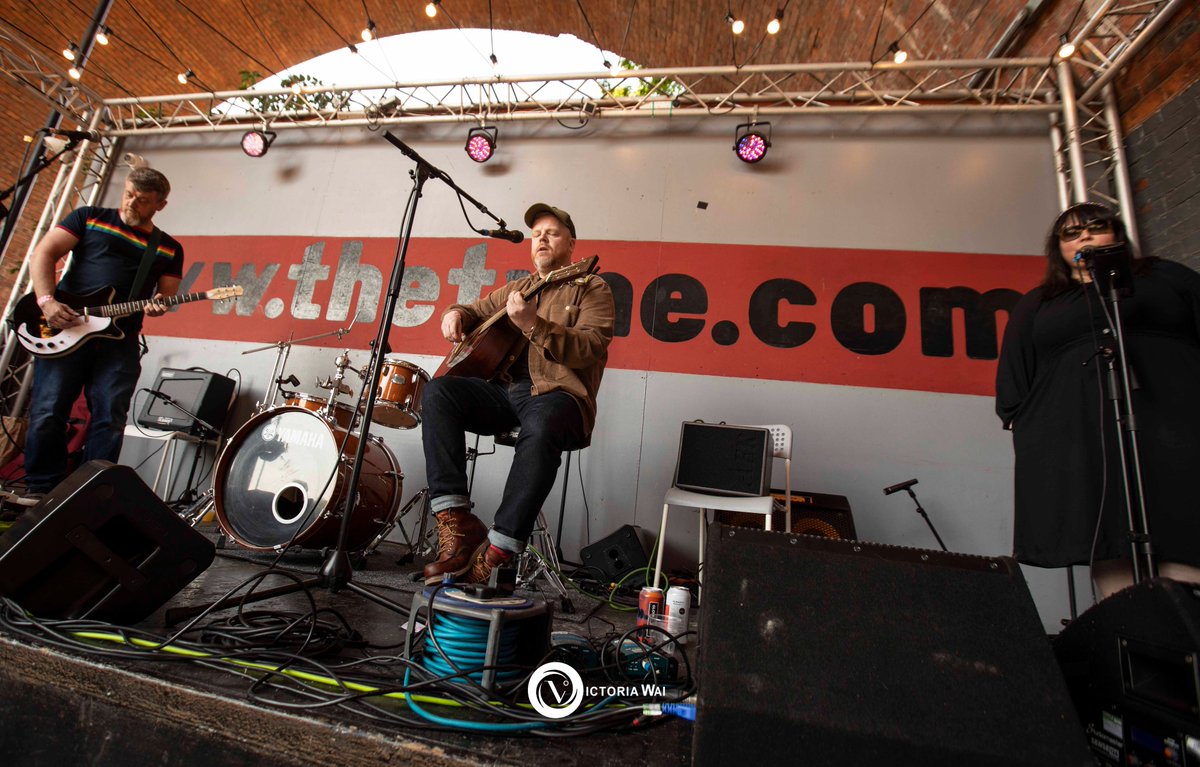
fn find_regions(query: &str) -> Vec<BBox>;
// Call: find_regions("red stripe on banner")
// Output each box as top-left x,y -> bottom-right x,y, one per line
153,236 -> 1043,396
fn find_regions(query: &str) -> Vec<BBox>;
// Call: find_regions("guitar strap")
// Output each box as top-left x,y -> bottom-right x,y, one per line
127,227 -> 162,301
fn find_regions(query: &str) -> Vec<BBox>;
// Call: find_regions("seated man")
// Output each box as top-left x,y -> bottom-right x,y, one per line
421,202 -> 615,584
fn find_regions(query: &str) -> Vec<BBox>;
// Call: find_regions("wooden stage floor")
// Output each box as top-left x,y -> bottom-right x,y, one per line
0,525 -> 695,767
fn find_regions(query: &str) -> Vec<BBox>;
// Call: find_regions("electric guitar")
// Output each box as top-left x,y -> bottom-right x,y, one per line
434,256 -> 600,380
9,285 -> 244,358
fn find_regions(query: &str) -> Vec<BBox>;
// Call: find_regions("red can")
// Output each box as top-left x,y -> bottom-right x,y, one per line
637,586 -> 664,639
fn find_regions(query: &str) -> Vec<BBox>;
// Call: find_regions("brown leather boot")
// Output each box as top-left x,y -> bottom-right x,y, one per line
422,508 -> 488,585
463,543 -> 515,585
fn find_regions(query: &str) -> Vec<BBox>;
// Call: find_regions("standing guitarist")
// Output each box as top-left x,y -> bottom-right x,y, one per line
22,168 -> 183,497
421,202 -> 615,585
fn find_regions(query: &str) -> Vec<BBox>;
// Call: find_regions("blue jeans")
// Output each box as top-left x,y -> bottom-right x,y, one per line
24,335 -> 141,492
420,376 -> 586,552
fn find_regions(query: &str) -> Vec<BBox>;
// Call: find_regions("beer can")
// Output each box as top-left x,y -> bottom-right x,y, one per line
664,586 -> 691,645
637,586 -> 665,638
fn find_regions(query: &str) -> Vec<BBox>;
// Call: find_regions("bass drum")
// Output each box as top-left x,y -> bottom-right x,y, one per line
213,407 -> 401,552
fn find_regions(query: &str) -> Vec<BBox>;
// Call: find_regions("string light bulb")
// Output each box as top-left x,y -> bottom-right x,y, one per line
887,42 -> 908,64
1056,34 -> 1076,59
361,20 -> 376,42
725,11 -> 745,35
95,27 -> 110,46
177,69 -> 193,85
62,43 -> 78,61
425,1 -> 440,18
68,66 -> 81,80
767,9 -> 783,35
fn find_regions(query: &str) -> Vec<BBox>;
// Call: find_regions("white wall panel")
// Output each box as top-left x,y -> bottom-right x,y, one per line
113,115 -> 1079,631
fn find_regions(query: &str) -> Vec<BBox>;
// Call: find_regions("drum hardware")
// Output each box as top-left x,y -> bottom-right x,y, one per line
179,487 -> 215,528
391,487 -> 436,566
241,315 -> 359,413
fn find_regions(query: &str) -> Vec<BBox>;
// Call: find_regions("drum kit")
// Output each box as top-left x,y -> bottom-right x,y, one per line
201,321 -> 432,558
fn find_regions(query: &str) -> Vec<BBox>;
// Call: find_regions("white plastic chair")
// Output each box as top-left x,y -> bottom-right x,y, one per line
652,424 -> 792,599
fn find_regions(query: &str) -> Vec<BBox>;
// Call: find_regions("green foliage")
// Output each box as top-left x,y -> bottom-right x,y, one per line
238,70 -> 351,114
600,58 -> 683,99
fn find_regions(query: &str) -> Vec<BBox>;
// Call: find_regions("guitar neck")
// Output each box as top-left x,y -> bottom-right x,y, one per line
91,291 -> 209,319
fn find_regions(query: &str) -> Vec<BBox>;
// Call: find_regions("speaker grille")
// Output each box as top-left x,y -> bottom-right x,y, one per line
693,525 -> 1092,766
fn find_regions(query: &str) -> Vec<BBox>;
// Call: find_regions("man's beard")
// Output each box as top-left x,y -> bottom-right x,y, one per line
123,208 -> 145,227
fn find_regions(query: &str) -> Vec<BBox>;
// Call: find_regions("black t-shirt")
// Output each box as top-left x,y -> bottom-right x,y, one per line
55,206 -> 185,333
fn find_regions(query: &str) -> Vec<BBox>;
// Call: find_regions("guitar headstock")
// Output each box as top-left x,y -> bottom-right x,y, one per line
545,255 -> 599,284
206,285 -> 244,301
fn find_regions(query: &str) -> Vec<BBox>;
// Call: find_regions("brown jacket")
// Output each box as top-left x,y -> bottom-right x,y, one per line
445,272 -> 615,439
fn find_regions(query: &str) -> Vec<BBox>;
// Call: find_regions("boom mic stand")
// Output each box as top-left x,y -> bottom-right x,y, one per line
142,388 -> 219,504
1079,243 -> 1157,584
165,133 -> 510,624
883,478 -> 948,551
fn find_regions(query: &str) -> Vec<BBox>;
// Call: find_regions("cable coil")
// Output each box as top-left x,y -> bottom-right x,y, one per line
420,610 -> 522,684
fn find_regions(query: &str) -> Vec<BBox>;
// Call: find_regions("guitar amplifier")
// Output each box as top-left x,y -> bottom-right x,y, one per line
718,489 -> 856,539
135,368 -> 234,435
673,421 -> 772,497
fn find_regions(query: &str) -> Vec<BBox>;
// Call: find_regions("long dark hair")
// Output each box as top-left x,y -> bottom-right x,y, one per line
1039,201 -> 1151,298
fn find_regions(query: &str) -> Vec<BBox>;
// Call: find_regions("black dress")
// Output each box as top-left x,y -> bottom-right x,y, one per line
995,259 -> 1200,568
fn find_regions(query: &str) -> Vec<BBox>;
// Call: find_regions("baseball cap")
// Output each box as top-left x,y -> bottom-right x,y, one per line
524,203 -> 576,238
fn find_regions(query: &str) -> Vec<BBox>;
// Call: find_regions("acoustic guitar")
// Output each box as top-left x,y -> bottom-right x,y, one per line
434,256 -> 599,380
9,285 -> 243,358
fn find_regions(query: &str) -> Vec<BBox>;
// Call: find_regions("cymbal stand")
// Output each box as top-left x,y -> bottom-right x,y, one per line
241,317 -> 358,412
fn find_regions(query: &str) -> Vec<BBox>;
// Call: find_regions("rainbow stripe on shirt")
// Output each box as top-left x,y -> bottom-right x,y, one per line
64,217 -> 179,260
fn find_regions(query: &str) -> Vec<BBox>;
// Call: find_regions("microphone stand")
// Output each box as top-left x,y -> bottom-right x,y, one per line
884,480 -> 948,551
1082,248 -> 1157,584
143,389 -> 218,504
166,133 -> 507,625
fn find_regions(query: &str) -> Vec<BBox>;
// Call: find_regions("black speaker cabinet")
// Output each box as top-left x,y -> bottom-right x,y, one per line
693,525 -> 1093,766
0,461 -> 215,623
135,367 -> 234,435
579,525 -> 649,583
1053,578 -> 1200,766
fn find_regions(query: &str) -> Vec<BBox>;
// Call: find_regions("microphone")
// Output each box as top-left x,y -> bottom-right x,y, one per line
480,228 -> 524,244
47,128 -> 101,142
883,478 -> 918,495
276,374 -> 300,387
1073,245 -> 1096,265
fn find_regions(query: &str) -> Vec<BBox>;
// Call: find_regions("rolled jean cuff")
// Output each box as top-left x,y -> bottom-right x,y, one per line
430,494 -> 470,515
488,529 -> 525,555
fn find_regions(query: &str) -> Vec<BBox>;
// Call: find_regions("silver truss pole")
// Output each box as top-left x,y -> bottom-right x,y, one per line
1056,60 -> 1089,204
1102,83 -> 1138,251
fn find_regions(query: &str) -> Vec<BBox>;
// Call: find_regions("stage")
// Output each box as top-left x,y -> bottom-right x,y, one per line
0,523 -> 694,767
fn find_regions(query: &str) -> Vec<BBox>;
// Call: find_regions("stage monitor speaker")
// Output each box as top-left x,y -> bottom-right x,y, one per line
693,525 -> 1093,767
0,461 -> 215,624
718,488 -> 857,539
1053,578 -> 1200,766
673,421 -> 771,497
135,367 -> 235,435
579,525 -> 649,584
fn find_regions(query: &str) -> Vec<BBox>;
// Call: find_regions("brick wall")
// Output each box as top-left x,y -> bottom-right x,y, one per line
1125,77 -> 1200,270
1119,3 -> 1200,271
